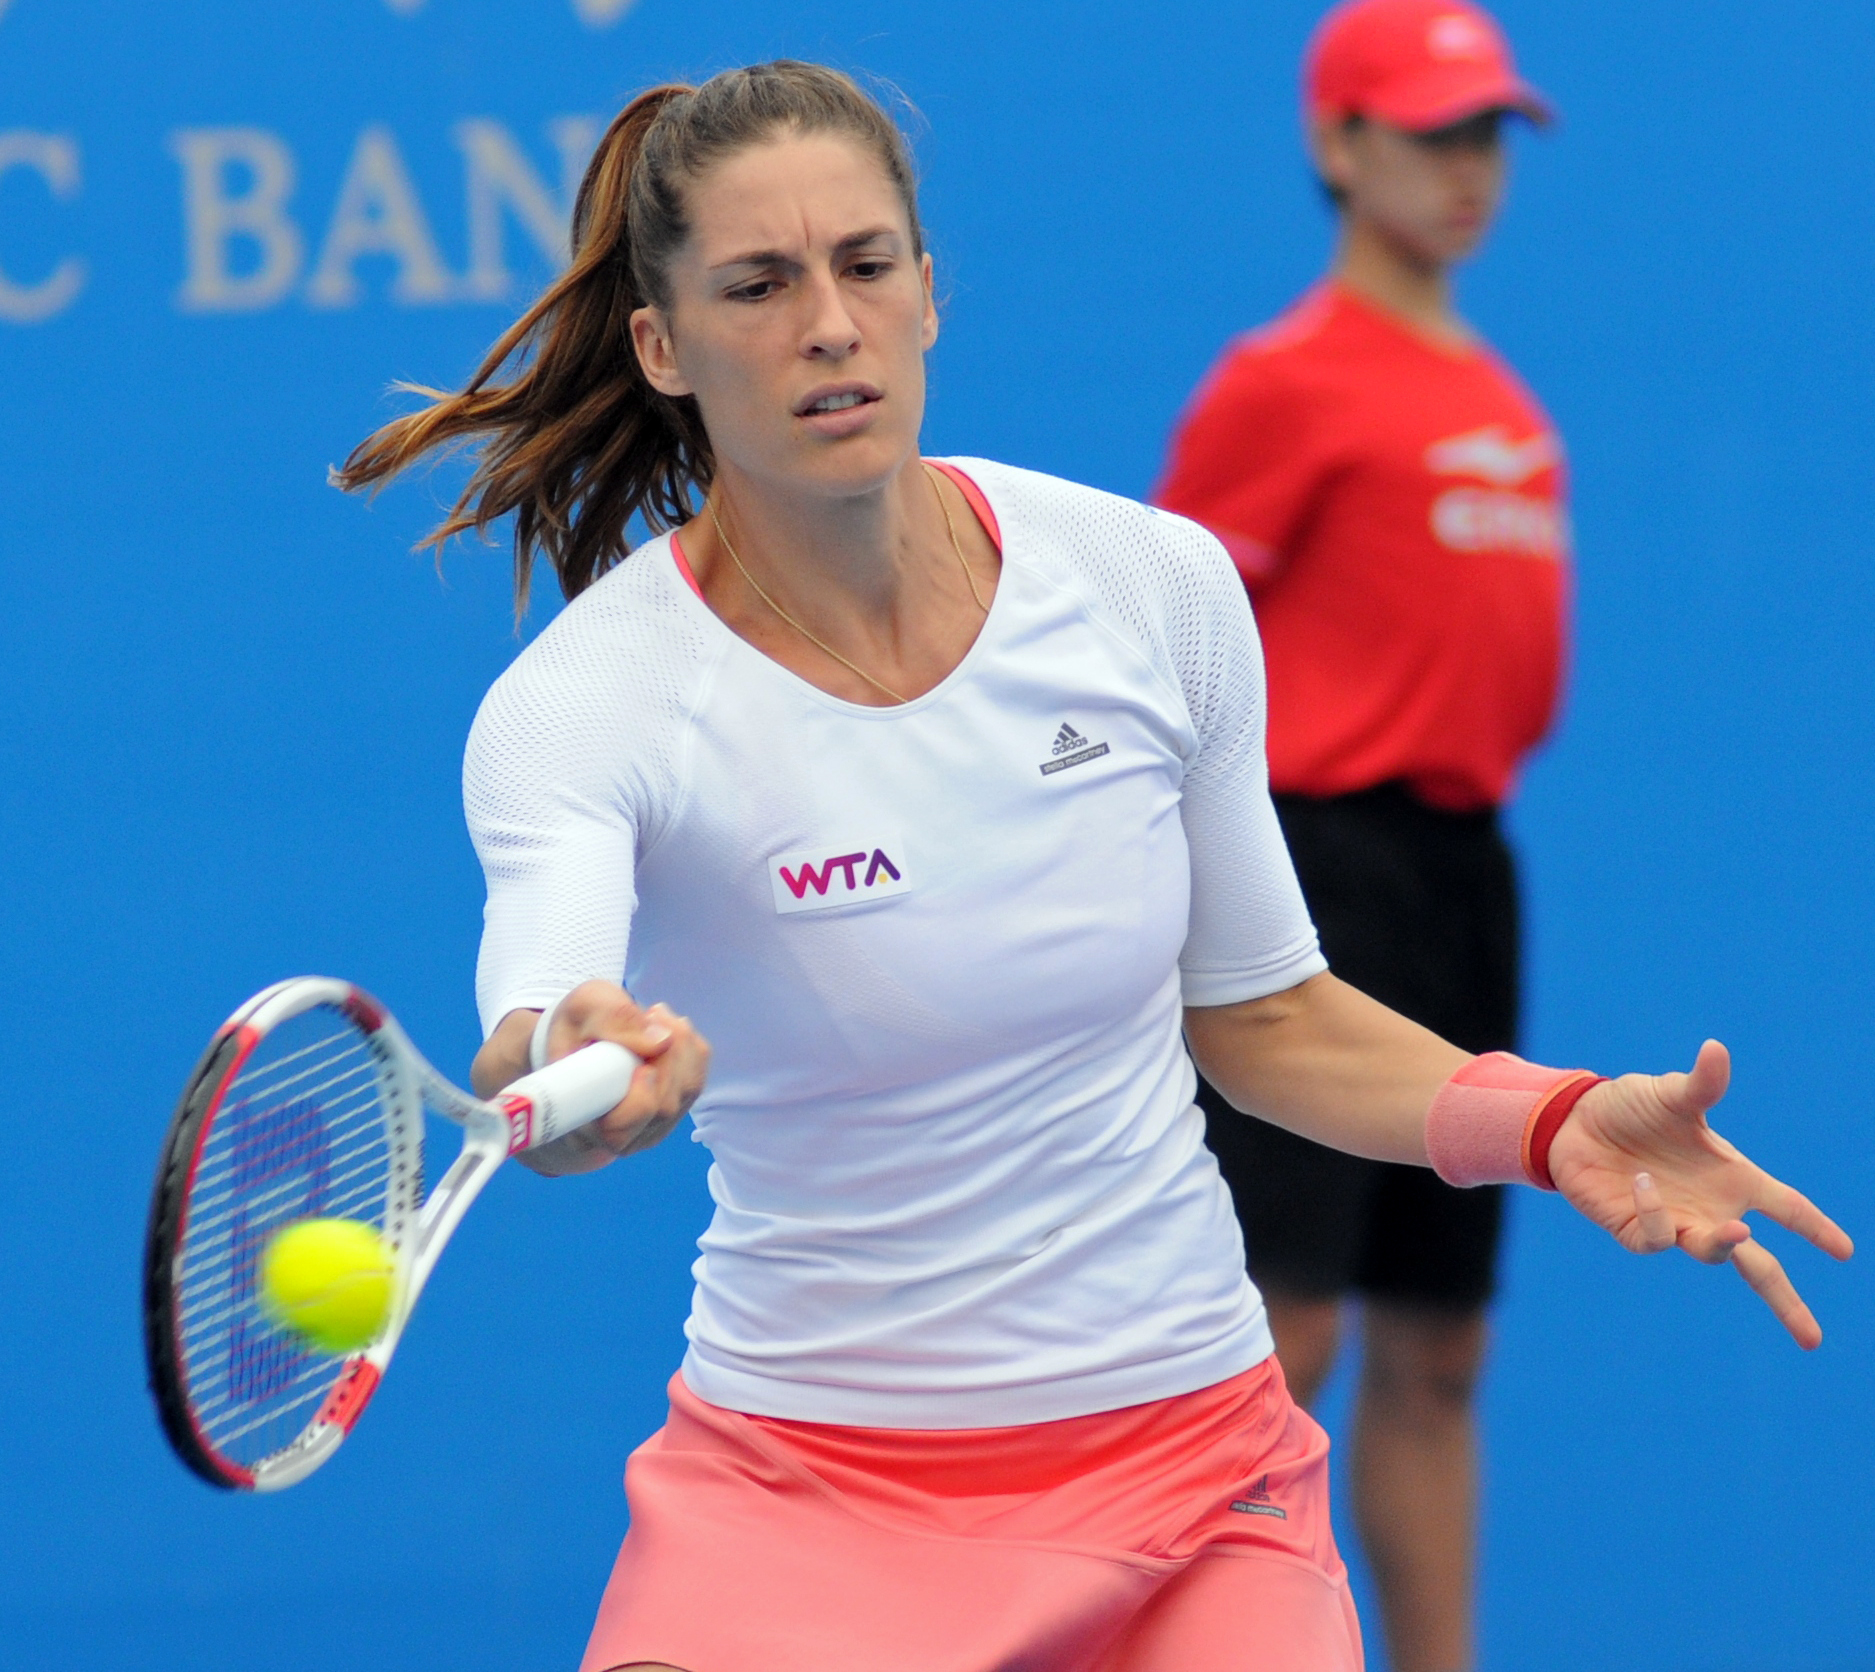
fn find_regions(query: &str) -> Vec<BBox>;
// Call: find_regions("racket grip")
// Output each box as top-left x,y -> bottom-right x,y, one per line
497,1041 -> 639,1154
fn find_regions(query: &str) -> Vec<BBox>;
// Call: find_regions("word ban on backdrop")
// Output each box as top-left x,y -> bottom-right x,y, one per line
168,121 -> 598,314
0,0 -> 641,322
384,0 -> 636,19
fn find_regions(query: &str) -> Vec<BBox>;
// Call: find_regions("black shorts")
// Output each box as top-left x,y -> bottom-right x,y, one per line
1199,782 -> 1520,1312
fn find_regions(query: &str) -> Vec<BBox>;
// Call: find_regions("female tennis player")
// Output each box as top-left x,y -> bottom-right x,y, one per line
336,61 -> 1851,1672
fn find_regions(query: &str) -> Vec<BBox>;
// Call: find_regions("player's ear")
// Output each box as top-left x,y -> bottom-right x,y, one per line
919,251 -> 938,351
631,304 -> 692,399
1309,116 -> 1359,204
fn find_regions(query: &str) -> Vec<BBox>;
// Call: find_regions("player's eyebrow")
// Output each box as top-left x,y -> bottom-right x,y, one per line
710,226 -> 902,274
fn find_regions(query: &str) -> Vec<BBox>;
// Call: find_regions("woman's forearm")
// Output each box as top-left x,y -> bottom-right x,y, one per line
1184,972 -> 1470,1164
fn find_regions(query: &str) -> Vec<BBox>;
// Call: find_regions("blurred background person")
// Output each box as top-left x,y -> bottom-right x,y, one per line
1155,2 -> 1563,1668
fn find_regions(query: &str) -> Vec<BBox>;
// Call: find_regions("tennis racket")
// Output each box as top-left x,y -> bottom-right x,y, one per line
143,976 -> 635,1493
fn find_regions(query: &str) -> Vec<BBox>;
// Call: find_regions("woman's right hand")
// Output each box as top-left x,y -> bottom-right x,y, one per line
546,980 -> 711,1161
477,981 -> 711,1175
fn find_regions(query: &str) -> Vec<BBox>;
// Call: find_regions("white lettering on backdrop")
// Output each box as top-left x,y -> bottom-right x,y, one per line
0,5 -> 629,323
381,0 -> 640,19
456,116 -> 599,300
0,131 -> 88,322
170,128 -> 305,312
307,125 -> 454,307
0,0 -> 638,23
166,118 -> 595,315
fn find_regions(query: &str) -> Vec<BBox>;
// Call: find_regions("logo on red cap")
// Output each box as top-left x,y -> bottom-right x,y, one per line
1306,0 -> 1553,131
1426,12 -> 1495,61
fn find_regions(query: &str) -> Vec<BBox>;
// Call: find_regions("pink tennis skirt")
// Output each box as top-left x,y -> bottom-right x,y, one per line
579,1356 -> 1363,1672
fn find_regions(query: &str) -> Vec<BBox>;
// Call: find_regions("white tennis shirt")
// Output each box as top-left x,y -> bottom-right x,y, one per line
466,460 -> 1325,1426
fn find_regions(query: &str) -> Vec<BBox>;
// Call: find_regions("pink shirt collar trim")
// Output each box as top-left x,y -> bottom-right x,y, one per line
668,461 -> 1001,601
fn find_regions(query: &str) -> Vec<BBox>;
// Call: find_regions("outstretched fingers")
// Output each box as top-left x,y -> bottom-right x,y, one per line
1730,1238 -> 1824,1350
1752,1172 -> 1856,1262
1586,1042 -> 1851,1349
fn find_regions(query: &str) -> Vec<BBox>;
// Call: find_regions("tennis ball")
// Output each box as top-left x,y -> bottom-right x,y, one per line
259,1218 -> 395,1355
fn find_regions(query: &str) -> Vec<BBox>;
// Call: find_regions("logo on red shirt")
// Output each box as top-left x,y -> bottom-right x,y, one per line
1425,424 -> 1565,559
1425,425 -> 1557,486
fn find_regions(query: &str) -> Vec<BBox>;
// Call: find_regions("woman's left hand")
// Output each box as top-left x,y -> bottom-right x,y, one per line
1549,1040 -> 1854,1348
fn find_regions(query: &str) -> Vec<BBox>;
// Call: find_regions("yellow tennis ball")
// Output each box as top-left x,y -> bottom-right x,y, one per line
259,1218 -> 395,1355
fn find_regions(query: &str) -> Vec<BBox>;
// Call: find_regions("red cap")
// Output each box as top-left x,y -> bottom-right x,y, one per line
1306,0 -> 1553,132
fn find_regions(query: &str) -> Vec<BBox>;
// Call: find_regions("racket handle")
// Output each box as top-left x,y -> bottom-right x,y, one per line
496,1041 -> 639,1154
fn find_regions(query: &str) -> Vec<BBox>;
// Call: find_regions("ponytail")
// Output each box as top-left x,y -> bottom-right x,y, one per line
332,86 -> 703,614
333,62 -> 925,617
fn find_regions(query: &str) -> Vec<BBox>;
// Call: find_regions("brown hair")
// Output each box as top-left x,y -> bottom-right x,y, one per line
332,61 -> 924,614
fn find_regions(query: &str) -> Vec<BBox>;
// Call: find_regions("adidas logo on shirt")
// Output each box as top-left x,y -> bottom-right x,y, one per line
1040,721 -> 1110,776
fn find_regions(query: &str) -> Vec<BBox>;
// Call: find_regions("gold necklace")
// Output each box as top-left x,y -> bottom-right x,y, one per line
706,464 -> 988,706
926,463 -> 990,614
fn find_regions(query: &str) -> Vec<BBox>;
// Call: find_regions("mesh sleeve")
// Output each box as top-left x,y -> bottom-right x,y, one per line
951,461 -> 1324,1007
462,549 -> 716,1038
1163,515 -> 1327,1005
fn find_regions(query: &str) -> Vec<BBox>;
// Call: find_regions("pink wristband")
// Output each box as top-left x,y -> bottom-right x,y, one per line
1425,1053 -> 1607,1191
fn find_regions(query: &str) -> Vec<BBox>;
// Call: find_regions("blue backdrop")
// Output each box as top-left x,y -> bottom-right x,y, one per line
2,2 -> 1868,1668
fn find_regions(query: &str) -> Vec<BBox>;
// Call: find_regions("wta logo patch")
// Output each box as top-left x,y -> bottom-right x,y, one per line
769,836 -> 912,915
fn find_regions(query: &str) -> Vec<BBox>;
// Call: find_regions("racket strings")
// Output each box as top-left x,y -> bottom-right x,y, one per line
174,1008 -> 404,1467
182,1079 -> 385,1245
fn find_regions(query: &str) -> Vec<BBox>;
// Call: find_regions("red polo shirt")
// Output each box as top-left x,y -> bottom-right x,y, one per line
1155,281 -> 1569,811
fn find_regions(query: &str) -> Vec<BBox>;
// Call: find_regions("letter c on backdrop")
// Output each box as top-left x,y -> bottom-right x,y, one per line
0,131 -> 87,325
